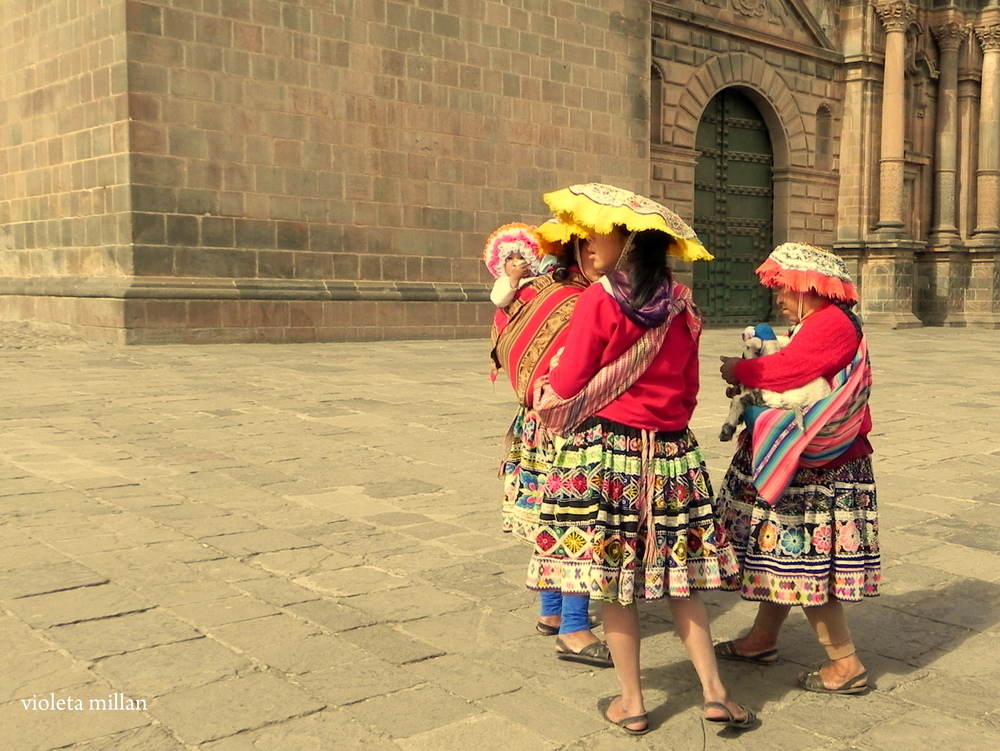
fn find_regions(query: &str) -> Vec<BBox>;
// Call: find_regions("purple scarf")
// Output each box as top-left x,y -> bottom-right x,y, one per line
603,270 -> 675,328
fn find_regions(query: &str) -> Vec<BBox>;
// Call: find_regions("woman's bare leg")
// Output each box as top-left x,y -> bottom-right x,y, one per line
802,599 -> 866,687
727,601 -> 791,656
669,593 -> 750,721
599,602 -> 648,731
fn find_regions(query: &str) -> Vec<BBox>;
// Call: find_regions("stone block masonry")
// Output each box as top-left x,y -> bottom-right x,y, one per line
0,0 -> 652,342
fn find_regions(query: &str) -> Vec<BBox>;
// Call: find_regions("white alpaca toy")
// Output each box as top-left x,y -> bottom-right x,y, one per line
719,324 -> 831,441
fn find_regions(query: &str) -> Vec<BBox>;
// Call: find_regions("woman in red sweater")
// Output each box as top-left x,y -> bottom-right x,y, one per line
529,184 -> 754,735
716,243 -> 877,696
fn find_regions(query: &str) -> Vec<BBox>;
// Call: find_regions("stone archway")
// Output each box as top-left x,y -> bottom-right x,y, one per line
666,52 -> 809,253
668,53 -> 807,169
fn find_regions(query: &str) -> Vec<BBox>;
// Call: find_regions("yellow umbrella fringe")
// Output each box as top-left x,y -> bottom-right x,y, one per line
544,190 -> 714,263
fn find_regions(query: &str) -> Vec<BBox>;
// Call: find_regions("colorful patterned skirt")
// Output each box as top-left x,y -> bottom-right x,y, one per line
501,407 -> 554,544
715,436 -> 880,606
525,418 -> 738,605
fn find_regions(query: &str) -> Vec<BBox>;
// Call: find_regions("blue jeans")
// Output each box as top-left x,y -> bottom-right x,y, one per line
539,591 -> 590,634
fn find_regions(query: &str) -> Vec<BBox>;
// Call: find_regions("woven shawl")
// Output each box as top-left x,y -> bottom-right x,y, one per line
532,281 -> 700,437
750,336 -> 872,505
491,271 -> 590,407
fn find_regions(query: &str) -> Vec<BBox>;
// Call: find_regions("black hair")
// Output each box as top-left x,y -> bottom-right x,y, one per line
832,299 -> 864,341
551,251 -> 572,282
622,227 -> 673,310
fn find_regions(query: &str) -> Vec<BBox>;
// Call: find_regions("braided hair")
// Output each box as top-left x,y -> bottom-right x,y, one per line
832,299 -> 864,341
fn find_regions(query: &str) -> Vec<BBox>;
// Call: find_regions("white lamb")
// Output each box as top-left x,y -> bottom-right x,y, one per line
719,324 -> 831,441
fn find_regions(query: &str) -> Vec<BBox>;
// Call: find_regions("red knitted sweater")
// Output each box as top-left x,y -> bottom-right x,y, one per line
734,303 -> 873,465
548,283 -> 699,432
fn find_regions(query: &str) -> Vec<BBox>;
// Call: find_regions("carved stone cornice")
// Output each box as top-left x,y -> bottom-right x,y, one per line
873,1 -> 914,34
932,22 -> 968,53
974,24 -> 1000,53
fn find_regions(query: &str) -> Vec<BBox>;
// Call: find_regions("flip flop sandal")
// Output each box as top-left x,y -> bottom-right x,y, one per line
597,695 -> 650,736
798,668 -> 868,695
714,640 -> 778,665
555,637 -> 613,668
703,701 -> 758,730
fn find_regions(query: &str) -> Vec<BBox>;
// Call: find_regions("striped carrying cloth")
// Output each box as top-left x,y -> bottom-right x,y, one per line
491,271 -> 590,407
531,280 -> 699,437
750,336 -> 872,505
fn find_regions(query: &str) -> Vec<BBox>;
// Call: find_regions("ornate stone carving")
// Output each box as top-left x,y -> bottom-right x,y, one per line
873,1 -> 914,34
906,32 -> 936,119
733,0 -> 765,17
974,24 -> 1000,53
696,1 -> 787,26
807,0 -> 840,44
932,22 -> 968,53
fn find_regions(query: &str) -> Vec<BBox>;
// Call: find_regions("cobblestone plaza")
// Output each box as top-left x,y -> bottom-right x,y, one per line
2,325 -> 999,749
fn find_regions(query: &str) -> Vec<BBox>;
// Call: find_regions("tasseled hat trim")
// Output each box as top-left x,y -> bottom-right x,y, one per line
535,218 -> 587,257
482,223 -> 545,279
755,243 -> 858,302
542,183 -> 714,263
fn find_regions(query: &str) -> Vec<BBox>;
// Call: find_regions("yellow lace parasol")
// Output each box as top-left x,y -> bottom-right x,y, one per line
542,183 -> 713,262
535,217 -> 589,256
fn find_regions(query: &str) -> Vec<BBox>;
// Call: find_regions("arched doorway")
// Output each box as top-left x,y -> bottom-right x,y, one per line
693,89 -> 774,324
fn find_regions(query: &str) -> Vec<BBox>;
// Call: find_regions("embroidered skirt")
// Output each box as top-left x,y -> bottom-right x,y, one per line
715,436 -> 880,606
525,418 -> 737,605
501,408 -> 554,544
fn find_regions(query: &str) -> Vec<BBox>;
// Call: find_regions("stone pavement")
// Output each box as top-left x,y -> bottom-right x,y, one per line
2,323 -> 999,751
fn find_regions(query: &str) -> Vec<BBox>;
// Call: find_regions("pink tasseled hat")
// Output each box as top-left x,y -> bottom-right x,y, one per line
755,243 -> 858,303
482,223 -> 545,279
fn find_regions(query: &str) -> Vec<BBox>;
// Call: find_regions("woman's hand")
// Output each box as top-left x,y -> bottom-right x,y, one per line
719,356 -> 741,385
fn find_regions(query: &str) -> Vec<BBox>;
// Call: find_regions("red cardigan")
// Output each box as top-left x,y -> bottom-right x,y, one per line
734,303 -> 873,465
549,283 -> 699,432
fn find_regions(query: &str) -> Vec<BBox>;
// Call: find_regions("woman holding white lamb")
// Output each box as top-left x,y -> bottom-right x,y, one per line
714,243 -> 878,696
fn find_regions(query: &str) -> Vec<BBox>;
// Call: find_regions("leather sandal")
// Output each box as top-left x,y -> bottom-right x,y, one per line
555,637 -> 613,668
597,695 -> 650,735
798,668 -> 868,695
703,701 -> 758,730
714,640 -> 778,665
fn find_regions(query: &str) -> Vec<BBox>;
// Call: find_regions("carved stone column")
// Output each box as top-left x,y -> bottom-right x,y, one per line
874,1 -> 914,236
931,22 -> 967,239
925,22 -> 970,326
974,23 -> 1000,237
861,1 -> 922,328
967,20 -> 1000,327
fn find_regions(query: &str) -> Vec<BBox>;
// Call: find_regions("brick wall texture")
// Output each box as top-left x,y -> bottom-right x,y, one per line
1,0 -> 652,341
0,0 -> 131,279
124,0 -> 651,285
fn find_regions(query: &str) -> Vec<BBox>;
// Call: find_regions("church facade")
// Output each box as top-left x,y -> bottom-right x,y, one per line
1,1 -> 997,342
653,0 -> 1000,330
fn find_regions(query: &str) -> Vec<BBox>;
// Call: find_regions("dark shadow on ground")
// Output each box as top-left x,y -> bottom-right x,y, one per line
634,578 -> 1000,731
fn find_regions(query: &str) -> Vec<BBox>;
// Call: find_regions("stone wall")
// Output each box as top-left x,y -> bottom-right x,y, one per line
0,0 -> 132,341
1,0 -> 653,343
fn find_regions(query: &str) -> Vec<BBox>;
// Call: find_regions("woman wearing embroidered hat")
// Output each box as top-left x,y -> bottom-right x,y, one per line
715,243 -> 877,696
529,183 -> 755,734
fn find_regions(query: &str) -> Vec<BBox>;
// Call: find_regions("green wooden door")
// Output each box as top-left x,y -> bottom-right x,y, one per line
693,89 -> 774,324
